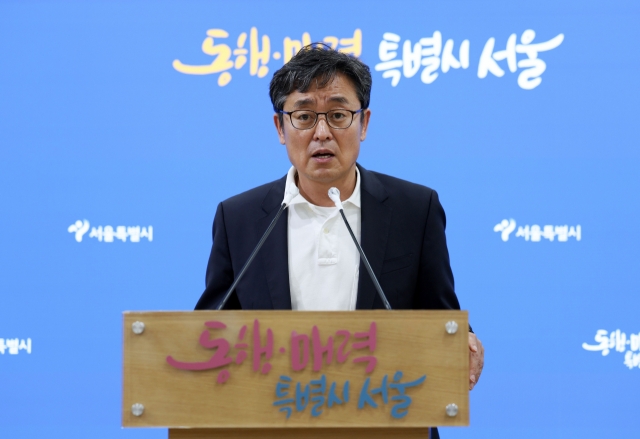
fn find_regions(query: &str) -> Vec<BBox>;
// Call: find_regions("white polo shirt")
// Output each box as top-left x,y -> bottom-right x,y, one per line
284,166 -> 361,311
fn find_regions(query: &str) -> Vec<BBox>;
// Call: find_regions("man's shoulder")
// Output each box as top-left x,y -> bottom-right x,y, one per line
363,168 -> 437,201
361,168 -> 445,229
219,175 -> 286,213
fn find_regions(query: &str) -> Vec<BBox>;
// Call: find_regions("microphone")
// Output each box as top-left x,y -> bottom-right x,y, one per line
328,187 -> 392,310
217,186 -> 300,310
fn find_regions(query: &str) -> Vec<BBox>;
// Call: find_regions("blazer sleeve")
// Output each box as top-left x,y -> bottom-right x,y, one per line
413,190 -> 461,311
413,190 -> 473,332
195,202 -> 242,310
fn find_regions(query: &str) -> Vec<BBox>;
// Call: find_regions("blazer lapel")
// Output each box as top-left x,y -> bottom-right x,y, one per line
258,177 -> 293,310
355,164 -> 392,309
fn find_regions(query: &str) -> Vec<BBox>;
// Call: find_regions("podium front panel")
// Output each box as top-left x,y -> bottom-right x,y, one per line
123,310 -> 469,428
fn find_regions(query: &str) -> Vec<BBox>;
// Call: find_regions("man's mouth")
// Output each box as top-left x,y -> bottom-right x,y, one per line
312,150 -> 335,159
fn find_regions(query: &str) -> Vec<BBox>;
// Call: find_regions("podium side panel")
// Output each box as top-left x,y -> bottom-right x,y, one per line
123,310 -> 468,428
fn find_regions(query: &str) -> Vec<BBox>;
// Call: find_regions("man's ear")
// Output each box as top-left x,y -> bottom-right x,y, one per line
273,114 -> 286,145
359,108 -> 371,141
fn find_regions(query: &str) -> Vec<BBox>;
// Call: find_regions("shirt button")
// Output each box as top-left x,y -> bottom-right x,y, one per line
323,228 -> 329,234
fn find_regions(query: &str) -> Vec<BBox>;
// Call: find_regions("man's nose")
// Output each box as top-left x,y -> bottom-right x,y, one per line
313,115 -> 333,141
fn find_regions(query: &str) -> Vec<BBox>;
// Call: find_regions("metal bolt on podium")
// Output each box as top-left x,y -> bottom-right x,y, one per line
131,403 -> 145,416
446,403 -> 459,417
132,321 -> 145,334
445,321 -> 458,334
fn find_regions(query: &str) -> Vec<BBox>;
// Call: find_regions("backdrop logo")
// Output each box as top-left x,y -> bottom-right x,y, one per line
68,219 -> 90,242
67,220 -> 153,243
583,330 -> 640,370
493,219 -> 581,242
0,338 -> 32,355
376,29 -> 563,89
173,28 -> 362,87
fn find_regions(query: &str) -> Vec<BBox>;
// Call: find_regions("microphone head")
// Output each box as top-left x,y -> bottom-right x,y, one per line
282,186 -> 300,206
328,187 -> 344,210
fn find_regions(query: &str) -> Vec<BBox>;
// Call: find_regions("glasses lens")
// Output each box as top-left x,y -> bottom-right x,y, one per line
290,110 -> 317,129
327,109 -> 353,129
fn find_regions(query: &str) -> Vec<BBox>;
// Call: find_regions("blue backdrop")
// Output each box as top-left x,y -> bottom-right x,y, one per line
1,1 -> 639,438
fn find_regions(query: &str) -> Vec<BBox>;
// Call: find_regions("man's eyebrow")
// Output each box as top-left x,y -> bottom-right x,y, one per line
327,96 -> 350,105
292,98 -> 315,108
292,95 -> 351,109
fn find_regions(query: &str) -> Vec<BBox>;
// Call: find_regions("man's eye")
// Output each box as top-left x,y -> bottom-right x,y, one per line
331,111 -> 348,120
295,112 -> 313,121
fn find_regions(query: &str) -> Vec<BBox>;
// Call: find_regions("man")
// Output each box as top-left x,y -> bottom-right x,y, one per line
196,45 -> 484,436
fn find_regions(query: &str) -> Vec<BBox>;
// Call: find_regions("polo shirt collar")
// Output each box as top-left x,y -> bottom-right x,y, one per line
284,165 -> 361,209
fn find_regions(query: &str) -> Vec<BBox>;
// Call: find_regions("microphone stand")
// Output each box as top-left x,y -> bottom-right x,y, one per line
329,187 -> 392,310
217,186 -> 298,309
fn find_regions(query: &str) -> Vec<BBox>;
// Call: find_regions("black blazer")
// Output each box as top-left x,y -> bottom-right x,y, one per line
196,164 -> 461,313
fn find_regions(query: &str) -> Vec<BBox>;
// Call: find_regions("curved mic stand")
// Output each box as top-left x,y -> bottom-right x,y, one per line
329,187 -> 392,310
217,187 -> 299,310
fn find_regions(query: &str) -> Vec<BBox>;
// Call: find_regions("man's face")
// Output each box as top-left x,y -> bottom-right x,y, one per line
274,73 -> 371,187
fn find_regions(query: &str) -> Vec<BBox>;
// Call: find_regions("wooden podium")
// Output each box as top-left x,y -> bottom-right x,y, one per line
122,310 -> 469,438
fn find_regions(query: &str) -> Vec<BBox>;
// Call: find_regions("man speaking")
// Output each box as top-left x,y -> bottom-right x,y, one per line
195,45 -> 484,435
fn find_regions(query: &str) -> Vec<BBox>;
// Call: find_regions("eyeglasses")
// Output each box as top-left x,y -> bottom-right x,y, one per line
279,108 -> 363,130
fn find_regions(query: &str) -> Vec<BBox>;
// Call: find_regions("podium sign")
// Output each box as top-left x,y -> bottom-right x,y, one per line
123,310 -> 469,436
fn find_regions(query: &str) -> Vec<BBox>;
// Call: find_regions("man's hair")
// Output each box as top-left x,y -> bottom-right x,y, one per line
269,43 -> 372,125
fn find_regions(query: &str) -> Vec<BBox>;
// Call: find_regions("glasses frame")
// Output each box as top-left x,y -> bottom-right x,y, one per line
278,108 -> 363,130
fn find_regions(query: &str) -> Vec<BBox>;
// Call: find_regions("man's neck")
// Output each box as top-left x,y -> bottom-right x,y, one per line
295,167 -> 357,207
